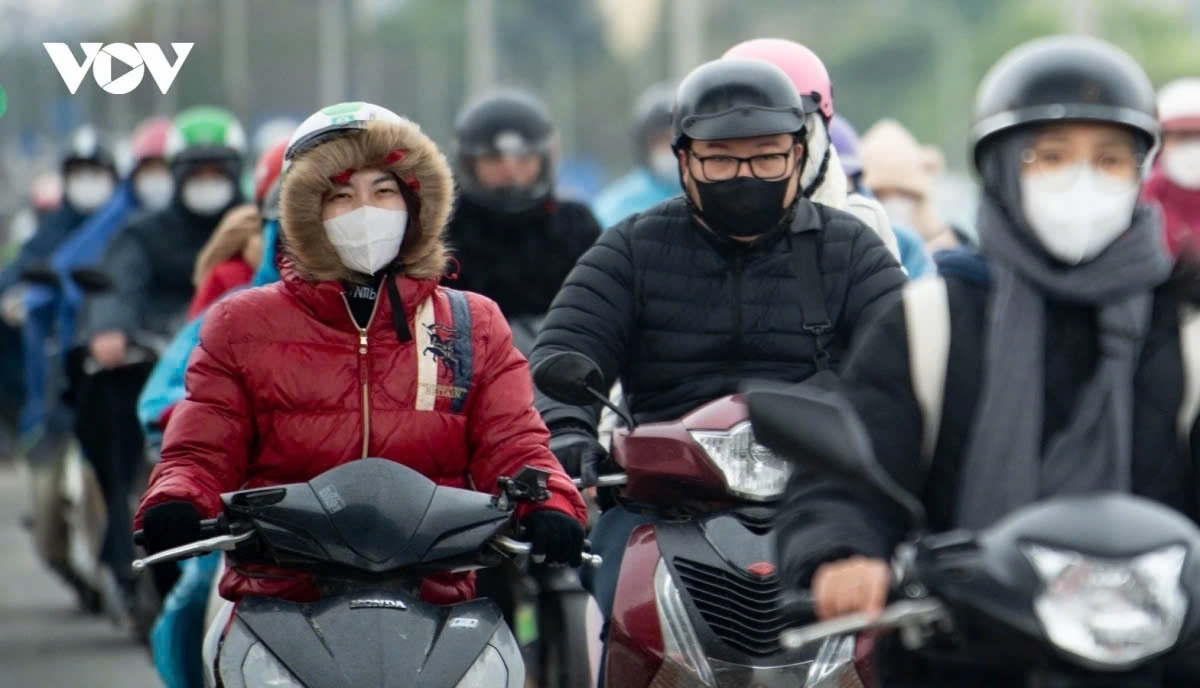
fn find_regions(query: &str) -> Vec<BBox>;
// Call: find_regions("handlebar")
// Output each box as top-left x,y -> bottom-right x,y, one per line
572,473 -> 628,489
491,534 -> 602,568
779,598 -> 950,650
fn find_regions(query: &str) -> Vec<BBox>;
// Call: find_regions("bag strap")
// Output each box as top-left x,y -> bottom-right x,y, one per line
1177,305 -> 1200,452
790,230 -> 832,371
902,277 -> 951,465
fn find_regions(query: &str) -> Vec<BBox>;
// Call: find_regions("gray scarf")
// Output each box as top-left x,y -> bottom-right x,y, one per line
954,132 -> 1172,530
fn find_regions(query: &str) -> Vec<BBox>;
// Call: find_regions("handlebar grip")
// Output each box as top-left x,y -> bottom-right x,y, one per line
134,517 -> 224,550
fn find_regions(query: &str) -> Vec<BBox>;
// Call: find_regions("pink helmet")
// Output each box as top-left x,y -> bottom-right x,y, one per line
129,116 -> 173,165
723,38 -> 834,120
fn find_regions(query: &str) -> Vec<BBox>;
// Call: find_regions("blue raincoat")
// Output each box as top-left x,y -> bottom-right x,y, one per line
591,167 -> 680,229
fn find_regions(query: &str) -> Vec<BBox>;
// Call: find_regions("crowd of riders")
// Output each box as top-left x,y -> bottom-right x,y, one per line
2,28 -> 1200,688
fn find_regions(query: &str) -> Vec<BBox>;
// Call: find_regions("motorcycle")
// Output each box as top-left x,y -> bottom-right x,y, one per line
132,458 -> 600,688
747,383 -> 1200,687
533,351 -> 857,687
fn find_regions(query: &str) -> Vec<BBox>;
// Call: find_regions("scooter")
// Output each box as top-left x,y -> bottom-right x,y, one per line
533,351 -> 859,687
132,459 -> 600,688
748,384 -> 1200,687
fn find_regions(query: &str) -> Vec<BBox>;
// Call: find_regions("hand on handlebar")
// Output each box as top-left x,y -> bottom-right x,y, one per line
141,501 -> 204,555
549,429 -> 609,489
89,330 -> 128,369
811,555 -> 891,621
521,510 -> 586,567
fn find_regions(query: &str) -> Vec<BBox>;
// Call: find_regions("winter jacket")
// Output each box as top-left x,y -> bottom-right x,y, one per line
186,258 -> 252,319
0,203 -> 86,293
591,167 -> 681,229
775,251 -> 1200,685
81,191 -> 243,340
531,196 -> 906,433
135,117 -> 587,606
443,196 -> 600,319
1143,168 -> 1200,260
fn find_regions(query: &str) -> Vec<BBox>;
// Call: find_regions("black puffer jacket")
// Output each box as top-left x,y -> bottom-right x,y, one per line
532,196 -> 906,432
444,196 -> 601,319
776,252 -> 1200,686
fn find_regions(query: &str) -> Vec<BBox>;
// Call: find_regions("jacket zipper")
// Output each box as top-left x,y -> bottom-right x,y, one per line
342,290 -> 382,458
731,252 -> 744,362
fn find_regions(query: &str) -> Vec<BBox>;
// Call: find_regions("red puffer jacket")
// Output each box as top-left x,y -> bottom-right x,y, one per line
136,262 -> 587,604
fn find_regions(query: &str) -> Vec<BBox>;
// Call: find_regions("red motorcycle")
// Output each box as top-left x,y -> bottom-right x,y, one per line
534,352 -> 872,687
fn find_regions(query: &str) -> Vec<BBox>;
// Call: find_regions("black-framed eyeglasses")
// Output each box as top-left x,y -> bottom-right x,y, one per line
689,149 -> 796,181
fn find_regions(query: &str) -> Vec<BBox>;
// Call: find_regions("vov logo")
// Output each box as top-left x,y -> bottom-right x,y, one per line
43,43 -> 193,95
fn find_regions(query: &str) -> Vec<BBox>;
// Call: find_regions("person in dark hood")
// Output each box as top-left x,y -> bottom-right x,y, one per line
775,36 -> 1200,685
72,105 -> 246,626
529,57 -> 905,682
444,89 -> 601,322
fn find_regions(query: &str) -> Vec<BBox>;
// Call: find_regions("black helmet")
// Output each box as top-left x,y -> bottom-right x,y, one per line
453,89 -> 556,214
972,35 -> 1159,172
672,58 -> 814,149
61,125 -> 116,175
633,82 -> 675,163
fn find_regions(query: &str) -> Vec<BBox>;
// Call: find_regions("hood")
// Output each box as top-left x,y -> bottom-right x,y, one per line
193,204 -> 261,286
280,119 -> 453,283
803,113 -> 848,210
859,119 -> 941,199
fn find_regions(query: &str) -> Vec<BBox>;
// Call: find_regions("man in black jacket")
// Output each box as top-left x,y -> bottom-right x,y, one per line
445,89 -> 600,327
529,57 -> 905,675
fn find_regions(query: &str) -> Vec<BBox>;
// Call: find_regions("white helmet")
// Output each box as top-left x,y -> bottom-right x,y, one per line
283,102 -> 406,172
1158,78 -> 1200,133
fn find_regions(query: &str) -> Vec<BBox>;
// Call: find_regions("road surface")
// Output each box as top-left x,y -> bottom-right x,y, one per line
0,464 -> 160,687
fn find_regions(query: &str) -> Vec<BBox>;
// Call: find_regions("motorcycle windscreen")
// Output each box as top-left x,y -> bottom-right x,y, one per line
222,458 -> 511,573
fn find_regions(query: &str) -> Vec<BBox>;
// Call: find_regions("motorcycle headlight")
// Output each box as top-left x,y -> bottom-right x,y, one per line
690,421 -> 792,501
1023,543 -> 1188,670
242,642 -> 305,688
454,625 -> 522,688
654,557 -> 715,686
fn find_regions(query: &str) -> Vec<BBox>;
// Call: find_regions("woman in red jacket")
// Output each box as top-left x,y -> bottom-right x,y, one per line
134,102 -> 588,606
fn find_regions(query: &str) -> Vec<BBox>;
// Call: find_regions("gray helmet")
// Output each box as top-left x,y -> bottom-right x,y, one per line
672,58 -> 815,149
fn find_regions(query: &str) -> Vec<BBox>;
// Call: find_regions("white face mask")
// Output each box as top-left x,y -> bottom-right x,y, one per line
649,149 -> 679,184
64,172 -> 115,212
1163,141 -> 1200,190
134,172 -> 174,211
181,178 -> 235,215
323,205 -> 409,275
879,195 -> 918,227
1021,164 -> 1140,265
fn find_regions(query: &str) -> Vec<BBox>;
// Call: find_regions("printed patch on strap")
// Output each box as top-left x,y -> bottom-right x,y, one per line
444,289 -> 473,413
414,297 -> 437,411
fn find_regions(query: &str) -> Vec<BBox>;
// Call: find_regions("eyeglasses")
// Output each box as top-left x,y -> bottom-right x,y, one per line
689,149 -> 796,181
1021,146 -> 1141,190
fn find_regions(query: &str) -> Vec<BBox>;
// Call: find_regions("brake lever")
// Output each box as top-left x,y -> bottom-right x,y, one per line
779,598 -> 949,650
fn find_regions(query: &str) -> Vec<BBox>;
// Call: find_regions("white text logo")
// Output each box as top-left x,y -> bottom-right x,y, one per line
43,43 -> 194,95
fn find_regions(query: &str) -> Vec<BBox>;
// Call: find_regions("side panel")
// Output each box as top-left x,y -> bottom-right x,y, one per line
606,524 -> 664,688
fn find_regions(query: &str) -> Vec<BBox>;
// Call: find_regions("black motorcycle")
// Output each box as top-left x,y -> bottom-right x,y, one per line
132,458 -> 598,688
747,384 -> 1200,687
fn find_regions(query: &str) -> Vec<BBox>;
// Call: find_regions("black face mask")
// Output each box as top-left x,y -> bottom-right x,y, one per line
693,176 -> 793,238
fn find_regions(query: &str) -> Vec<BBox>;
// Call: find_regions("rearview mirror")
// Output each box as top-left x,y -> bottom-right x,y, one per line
746,384 -> 925,532
19,262 -> 60,287
69,267 -> 115,294
531,351 -> 606,406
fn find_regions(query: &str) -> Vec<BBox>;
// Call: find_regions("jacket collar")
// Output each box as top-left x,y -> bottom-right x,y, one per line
279,255 -> 439,336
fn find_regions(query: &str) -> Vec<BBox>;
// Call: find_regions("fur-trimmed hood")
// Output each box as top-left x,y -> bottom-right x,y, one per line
280,119 -> 453,283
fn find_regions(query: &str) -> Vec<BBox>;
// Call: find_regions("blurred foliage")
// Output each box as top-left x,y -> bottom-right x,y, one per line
1,0 -> 1198,180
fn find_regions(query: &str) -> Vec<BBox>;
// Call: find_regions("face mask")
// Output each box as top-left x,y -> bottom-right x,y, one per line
649,149 -> 679,184
134,172 -> 174,211
694,177 -> 791,238
323,205 -> 409,275
1163,141 -> 1200,190
182,178 -> 235,216
64,172 -> 115,212
1021,164 -> 1140,265
879,195 -> 918,227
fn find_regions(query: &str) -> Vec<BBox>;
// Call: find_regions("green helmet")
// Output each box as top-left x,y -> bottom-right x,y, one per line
165,106 -> 247,168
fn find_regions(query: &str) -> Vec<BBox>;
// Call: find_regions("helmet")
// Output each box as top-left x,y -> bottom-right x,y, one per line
972,35 -> 1158,172
633,82 -> 675,162
253,138 -> 288,206
1158,78 -> 1200,133
723,38 -> 834,120
285,101 -> 405,170
453,89 -> 556,213
129,116 -> 172,167
165,106 -> 247,170
61,125 -> 116,174
828,115 -> 862,176
672,58 -> 814,148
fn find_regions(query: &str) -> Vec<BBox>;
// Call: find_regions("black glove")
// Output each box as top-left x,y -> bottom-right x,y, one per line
141,501 -> 203,555
521,510 -> 585,567
548,428 -> 608,489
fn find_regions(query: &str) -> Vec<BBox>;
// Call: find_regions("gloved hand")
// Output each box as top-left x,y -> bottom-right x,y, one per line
521,510 -> 585,567
549,428 -> 608,489
141,501 -> 203,555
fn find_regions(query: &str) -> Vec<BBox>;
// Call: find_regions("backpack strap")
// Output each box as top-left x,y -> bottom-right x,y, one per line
790,230 -> 833,371
414,289 -> 475,413
1177,305 -> 1200,451
902,277 -> 951,465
